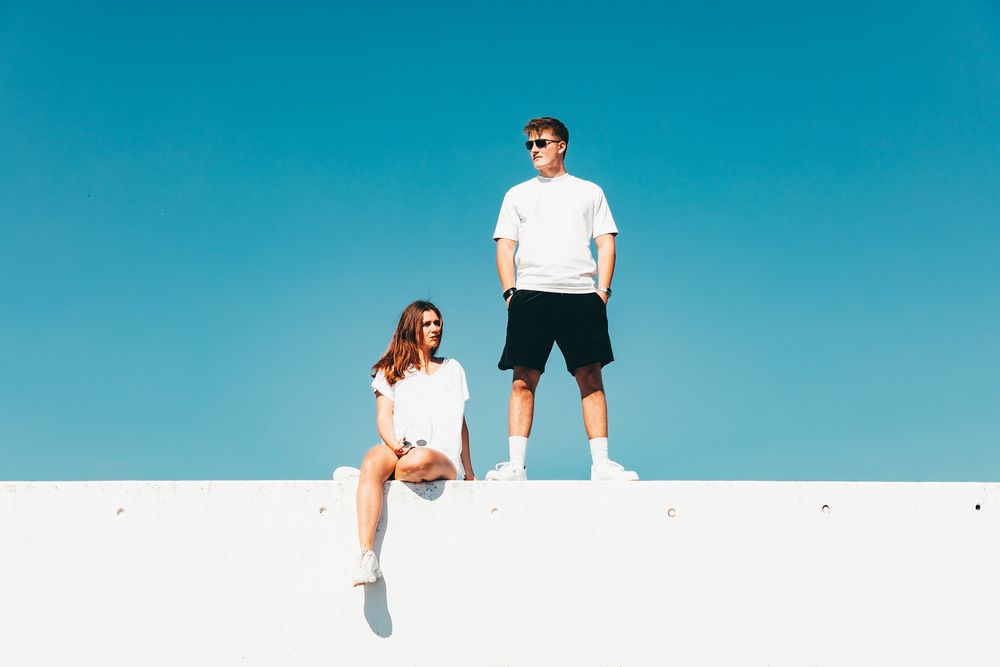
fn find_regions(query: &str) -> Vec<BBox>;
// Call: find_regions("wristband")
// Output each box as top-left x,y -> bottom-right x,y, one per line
597,286 -> 612,299
503,287 -> 518,301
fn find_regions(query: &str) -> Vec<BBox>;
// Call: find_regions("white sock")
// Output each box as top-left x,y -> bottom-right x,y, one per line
589,437 -> 609,465
509,436 -> 528,470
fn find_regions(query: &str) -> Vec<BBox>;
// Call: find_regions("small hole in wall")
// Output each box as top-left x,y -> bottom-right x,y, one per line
821,505 -> 831,513
975,504 -> 981,511
319,507 -> 327,514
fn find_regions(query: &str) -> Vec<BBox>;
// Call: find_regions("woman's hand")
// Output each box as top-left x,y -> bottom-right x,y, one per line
391,436 -> 412,457
464,473 -> 476,481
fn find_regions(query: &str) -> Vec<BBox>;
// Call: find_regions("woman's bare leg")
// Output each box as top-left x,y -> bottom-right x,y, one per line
394,448 -> 458,483
356,444 -> 400,551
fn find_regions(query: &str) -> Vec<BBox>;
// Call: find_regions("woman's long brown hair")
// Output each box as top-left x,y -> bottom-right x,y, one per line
372,300 -> 443,386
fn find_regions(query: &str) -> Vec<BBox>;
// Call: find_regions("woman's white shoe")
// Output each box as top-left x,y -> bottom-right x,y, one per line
352,550 -> 381,586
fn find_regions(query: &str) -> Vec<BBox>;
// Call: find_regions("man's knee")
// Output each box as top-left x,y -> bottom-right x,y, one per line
574,363 -> 604,392
512,367 -> 541,393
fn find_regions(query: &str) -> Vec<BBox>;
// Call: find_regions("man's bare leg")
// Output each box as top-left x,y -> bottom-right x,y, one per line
574,362 -> 607,438
575,362 -> 638,480
484,366 -> 541,480
509,366 -> 541,437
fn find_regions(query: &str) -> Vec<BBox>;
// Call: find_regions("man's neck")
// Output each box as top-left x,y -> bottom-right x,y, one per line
537,165 -> 567,179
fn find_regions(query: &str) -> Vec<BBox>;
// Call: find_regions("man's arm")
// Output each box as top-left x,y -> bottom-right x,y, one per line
496,238 -> 517,305
595,233 -> 616,304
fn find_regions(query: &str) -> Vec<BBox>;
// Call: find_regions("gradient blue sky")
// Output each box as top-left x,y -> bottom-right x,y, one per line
2,1 -> 998,481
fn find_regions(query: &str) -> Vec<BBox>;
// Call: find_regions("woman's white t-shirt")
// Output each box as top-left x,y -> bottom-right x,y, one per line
370,358 -> 470,478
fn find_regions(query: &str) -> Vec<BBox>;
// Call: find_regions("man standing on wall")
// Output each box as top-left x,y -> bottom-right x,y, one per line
486,117 -> 639,482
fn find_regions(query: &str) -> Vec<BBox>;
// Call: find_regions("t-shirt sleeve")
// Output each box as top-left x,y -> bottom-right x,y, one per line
371,370 -> 394,401
493,191 -> 520,241
455,360 -> 470,401
592,186 -> 619,238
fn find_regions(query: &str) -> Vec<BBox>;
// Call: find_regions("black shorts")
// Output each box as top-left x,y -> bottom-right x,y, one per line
498,290 -> 614,375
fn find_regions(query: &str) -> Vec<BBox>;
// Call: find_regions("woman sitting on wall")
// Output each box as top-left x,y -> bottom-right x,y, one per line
352,300 -> 475,586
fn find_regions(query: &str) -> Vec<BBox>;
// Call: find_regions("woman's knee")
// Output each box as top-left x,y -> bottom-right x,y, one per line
398,450 -> 458,482
395,451 -> 427,477
360,445 -> 394,481
395,450 -> 438,480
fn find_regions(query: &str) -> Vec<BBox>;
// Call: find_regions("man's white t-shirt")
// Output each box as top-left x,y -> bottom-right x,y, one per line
493,173 -> 618,294
370,358 -> 469,478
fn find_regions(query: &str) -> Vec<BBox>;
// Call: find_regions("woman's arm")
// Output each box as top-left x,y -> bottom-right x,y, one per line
460,417 -> 475,480
375,392 -> 407,455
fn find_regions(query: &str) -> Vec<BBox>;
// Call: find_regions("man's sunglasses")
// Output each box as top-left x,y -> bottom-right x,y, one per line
525,138 -> 563,150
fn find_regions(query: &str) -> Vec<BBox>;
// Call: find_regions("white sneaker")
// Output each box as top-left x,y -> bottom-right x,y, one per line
352,549 -> 381,586
332,466 -> 361,481
484,462 -> 527,481
591,460 -> 639,481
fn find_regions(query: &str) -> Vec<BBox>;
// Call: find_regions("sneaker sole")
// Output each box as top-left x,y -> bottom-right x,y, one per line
352,570 -> 381,587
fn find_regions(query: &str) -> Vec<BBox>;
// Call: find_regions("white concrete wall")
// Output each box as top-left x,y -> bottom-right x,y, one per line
1,480 -> 998,666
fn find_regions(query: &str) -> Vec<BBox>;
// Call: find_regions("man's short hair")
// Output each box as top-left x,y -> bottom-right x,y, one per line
524,117 -> 569,148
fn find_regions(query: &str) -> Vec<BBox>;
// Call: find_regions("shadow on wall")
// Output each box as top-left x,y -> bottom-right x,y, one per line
363,579 -> 392,637
403,480 -> 446,502
362,480 -> 447,636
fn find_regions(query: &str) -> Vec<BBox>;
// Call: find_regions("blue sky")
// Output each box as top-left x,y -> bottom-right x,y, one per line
2,1 -> 998,481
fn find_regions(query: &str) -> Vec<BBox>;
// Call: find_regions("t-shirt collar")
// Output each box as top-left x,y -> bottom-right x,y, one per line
536,172 -> 570,183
